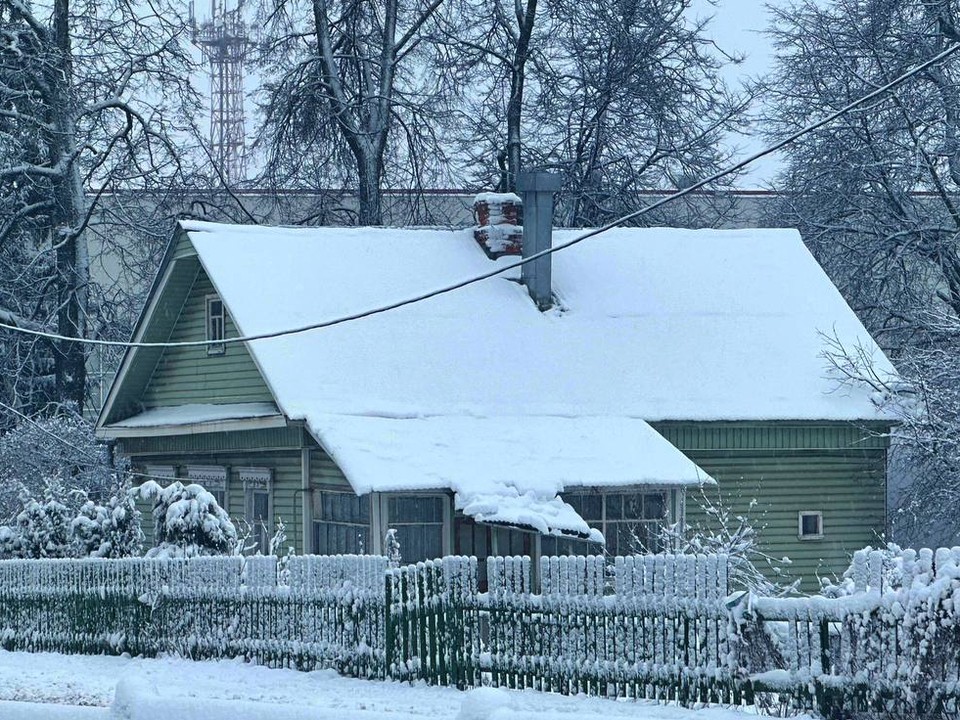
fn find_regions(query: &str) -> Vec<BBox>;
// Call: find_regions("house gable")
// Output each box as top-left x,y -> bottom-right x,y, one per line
98,229 -> 276,428
139,268 -> 274,408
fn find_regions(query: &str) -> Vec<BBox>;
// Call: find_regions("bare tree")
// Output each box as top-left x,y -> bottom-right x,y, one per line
0,0 -> 201,416
762,0 -> 960,544
256,0 -> 450,225
544,0 -> 750,226
431,0 -> 749,219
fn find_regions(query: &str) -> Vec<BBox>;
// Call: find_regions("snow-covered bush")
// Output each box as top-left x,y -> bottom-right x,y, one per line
14,487 -> 73,558
70,481 -> 143,558
0,408 -> 119,520
139,480 -> 237,558
384,528 -> 402,569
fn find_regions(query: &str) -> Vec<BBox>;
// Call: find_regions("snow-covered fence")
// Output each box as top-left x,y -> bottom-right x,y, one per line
743,547 -> 960,715
0,554 -> 387,674
386,554 -> 740,703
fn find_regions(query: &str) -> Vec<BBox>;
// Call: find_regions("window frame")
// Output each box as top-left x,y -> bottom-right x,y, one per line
313,489 -> 371,556
143,464 -> 176,485
239,467 -> 273,554
185,464 -> 228,509
797,511 -> 824,541
561,488 -> 671,555
205,294 -> 226,356
382,493 -> 450,563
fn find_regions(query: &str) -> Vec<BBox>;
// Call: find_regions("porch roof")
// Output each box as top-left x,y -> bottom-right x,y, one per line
310,413 -> 711,539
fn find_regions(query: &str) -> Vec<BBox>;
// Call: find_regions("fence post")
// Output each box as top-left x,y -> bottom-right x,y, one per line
384,568 -> 394,680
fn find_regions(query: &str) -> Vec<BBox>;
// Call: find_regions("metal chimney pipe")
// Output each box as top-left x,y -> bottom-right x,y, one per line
517,172 -> 562,310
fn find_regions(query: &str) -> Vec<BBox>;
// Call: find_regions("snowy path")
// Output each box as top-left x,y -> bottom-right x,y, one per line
0,651 -> 811,720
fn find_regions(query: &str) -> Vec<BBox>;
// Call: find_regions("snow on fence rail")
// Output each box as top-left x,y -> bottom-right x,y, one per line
1,549 -> 960,715
386,554 -> 740,704
743,547 -> 960,715
0,554 -> 388,674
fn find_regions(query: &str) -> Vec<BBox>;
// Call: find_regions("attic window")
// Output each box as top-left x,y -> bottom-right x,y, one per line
798,511 -> 823,540
206,294 -> 225,355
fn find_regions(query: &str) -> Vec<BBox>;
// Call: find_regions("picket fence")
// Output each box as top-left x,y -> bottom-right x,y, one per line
0,549 -> 959,716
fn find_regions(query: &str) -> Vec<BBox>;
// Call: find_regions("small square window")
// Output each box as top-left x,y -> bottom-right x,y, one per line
798,511 -> 823,540
206,295 -> 225,355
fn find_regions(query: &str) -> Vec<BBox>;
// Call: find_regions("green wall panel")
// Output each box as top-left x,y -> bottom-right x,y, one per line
656,422 -> 888,593
140,269 -> 275,407
132,449 -> 306,554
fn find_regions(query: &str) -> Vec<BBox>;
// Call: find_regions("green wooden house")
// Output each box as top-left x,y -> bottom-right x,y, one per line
96,189 -> 897,590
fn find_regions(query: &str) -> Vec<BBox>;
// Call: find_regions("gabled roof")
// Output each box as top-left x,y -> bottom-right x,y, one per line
100,219 -> 898,538
183,221 -> 897,423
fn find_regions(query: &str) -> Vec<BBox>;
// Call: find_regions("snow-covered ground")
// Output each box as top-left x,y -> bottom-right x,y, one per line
0,651 -> 812,720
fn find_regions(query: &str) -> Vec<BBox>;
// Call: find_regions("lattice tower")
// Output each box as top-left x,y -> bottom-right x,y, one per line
191,0 -> 252,183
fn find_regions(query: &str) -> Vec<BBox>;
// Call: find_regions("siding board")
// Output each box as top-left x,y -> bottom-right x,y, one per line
140,270 -> 275,407
659,422 -> 888,592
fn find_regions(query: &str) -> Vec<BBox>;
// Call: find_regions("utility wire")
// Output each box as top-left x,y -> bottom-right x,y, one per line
2,41 -> 959,351
0,401 -> 204,485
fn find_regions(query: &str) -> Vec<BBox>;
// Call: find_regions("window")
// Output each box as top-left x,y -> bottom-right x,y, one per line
561,491 -> 668,556
387,495 -> 445,563
143,464 -> 176,485
240,468 -> 272,554
798,511 -> 823,540
313,491 -> 370,555
206,295 -> 225,355
186,465 -> 227,509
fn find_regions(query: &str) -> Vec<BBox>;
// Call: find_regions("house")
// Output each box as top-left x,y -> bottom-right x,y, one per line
95,175 -> 898,589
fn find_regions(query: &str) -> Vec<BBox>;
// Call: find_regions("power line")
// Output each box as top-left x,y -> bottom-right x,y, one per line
2,41 -> 959,351
0,402 -> 203,485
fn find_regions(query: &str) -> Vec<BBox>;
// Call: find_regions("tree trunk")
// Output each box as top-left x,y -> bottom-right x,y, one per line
356,152 -> 383,226
505,0 -> 538,193
49,0 -> 88,412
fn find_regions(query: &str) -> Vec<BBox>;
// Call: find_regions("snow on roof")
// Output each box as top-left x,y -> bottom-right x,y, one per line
180,220 -> 897,525
111,402 -> 281,428
311,414 -> 711,537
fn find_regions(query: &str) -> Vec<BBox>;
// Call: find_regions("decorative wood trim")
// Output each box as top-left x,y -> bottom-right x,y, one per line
99,414 -> 288,439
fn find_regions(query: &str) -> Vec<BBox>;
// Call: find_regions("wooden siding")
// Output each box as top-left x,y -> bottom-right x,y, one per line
117,426 -> 302,456
653,422 -> 888,592
139,269 -> 274,407
308,448 -> 351,489
103,256 -> 201,422
133,449 -> 306,554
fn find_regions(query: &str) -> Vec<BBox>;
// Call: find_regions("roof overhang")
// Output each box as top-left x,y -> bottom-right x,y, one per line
97,402 -> 286,439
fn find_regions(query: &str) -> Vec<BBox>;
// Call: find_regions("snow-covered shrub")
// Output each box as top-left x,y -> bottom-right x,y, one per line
384,528 -> 402,568
819,542 -> 905,597
0,524 -> 22,558
661,485 -> 799,596
15,487 -> 73,558
70,481 -> 143,558
0,408 -> 119,520
269,517 -> 294,584
139,480 -> 237,558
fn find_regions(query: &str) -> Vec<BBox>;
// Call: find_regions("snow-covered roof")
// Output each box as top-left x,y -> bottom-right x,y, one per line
178,220 -> 897,531
311,414 -> 710,538
111,403 -> 280,428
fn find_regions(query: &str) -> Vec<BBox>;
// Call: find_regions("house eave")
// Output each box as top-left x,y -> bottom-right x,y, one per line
97,414 -> 288,439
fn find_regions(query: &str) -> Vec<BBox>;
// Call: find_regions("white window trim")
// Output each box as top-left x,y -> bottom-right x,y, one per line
798,510 -> 824,540
241,468 -> 273,554
185,465 -> 227,490
143,464 -> 176,485
205,294 -> 226,356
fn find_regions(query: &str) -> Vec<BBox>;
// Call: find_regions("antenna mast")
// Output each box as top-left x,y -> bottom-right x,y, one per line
191,0 -> 252,184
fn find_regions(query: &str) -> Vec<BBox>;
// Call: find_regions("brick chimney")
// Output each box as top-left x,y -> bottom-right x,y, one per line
473,192 -> 522,258
517,172 -> 562,311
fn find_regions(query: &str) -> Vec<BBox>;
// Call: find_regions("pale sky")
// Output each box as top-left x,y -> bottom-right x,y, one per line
689,0 -> 785,187
195,0 -> 792,189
